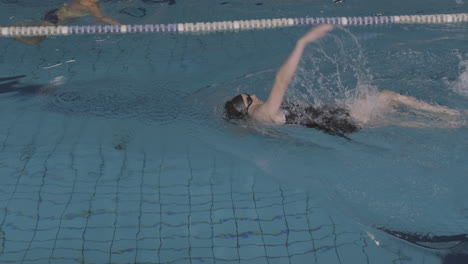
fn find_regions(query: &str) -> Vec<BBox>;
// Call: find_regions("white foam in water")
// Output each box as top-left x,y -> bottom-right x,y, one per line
450,59 -> 468,98
50,76 -> 66,86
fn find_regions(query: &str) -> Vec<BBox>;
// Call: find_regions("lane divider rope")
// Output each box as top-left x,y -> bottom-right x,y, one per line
1,13 -> 467,37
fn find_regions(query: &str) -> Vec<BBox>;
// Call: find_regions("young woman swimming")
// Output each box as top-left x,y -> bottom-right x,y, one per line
14,0 -> 121,45
224,25 -> 462,138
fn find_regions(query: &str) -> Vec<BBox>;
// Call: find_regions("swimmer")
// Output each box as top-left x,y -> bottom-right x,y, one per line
13,0 -> 121,45
224,25 -> 463,138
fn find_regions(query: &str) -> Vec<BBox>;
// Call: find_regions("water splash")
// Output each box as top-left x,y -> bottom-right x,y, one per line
289,28 -> 393,126
450,59 -> 468,98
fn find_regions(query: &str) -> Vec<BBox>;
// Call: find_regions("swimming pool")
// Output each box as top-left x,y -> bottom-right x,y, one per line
1,0 -> 468,263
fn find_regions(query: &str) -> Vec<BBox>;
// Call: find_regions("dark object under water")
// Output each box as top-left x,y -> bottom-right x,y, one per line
0,75 -> 45,95
378,227 -> 468,264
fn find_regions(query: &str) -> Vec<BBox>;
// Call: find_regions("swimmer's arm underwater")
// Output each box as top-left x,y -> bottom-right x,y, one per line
262,25 -> 333,117
83,0 -> 121,25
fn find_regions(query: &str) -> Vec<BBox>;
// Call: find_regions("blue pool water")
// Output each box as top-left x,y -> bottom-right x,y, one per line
1,0 -> 468,263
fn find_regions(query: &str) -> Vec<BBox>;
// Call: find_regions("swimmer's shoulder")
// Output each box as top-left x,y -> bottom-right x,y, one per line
252,104 -> 286,124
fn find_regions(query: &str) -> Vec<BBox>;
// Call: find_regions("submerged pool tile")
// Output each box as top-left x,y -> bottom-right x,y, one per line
267,256 -> 292,264
83,252 -> 111,264
141,201 -> 161,213
237,224 -> 263,245
288,240 -> 315,256
240,257 -> 269,264
50,247 -> 82,260
265,244 -> 289,258
115,209 -> 139,223
109,240 -> 137,263
190,185 -> 212,197
212,201 -> 234,213
161,212 -> 189,227
161,194 -> 190,206
336,243 -> 370,264
234,207 -> 258,217
290,251 -> 318,264
212,207 -> 235,223
189,222 -> 212,239
284,201 -> 309,216
189,236 -> 212,248
0,250 -> 25,263
231,192 -> 253,203
84,227 -> 115,242
140,213 -> 161,227
258,219 -> 287,242
114,226 -> 138,240
2,229 -> 35,244
311,224 -> 334,244
212,221 -> 237,247
213,246 -> 240,261
94,184 -> 118,195
136,237 -> 160,249
314,241 -> 341,263
33,229 -> 60,241
191,196 -> 212,209
285,213 -> 309,227
135,248 -> 161,263
160,172 -> 190,187
7,199 -> 37,218
188,210 -> 210,222
289,229 -> 315,245
26,259 -> 66,264
159,247 -> 190,263
141,198 -> 161,210
190,247 -> 215,262
238,244 -> 267,260
22,247 -> 53,262
87,211 -> 117,228
160,234 -> 189,249
256,205 -> 285,220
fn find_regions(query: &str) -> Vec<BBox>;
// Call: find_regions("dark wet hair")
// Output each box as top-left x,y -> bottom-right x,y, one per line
224,94 -> 248,120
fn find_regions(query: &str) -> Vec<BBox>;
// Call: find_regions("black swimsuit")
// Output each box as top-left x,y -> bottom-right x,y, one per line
43,9 -> 60,25
282,102 -> 360,138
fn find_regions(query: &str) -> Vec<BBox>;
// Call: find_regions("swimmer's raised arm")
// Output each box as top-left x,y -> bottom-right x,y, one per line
263,25 -> 333,115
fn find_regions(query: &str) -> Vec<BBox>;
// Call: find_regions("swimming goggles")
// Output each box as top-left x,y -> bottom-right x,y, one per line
245,94 -> 253,112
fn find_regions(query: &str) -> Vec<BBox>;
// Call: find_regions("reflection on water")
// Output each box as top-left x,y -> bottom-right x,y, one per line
47,78 -> 187,123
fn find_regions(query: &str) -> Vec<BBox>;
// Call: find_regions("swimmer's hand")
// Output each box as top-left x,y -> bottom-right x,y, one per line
298,24 -> 333,45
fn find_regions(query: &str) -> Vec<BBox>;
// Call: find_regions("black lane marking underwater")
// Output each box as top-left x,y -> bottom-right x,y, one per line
119,7 -> 147,18
378,227 -> 468,250
1,0 -> 18,3
142,0 -> 176,5
378,227 -> 468,264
